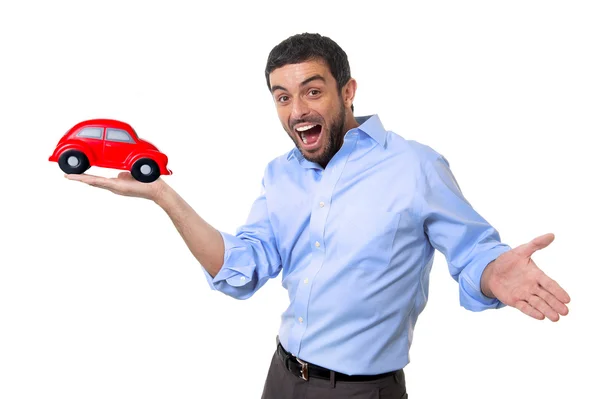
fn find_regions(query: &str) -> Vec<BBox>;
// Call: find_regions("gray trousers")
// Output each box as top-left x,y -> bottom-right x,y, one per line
260,342 -> 408,399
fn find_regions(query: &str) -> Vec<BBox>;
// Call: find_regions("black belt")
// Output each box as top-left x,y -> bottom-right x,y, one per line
276,341 -> 399,382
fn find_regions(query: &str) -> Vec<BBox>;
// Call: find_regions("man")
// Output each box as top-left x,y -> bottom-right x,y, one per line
67,33 -> 571,398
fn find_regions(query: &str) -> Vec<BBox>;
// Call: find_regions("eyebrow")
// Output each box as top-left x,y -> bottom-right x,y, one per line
270,74 -> 327,93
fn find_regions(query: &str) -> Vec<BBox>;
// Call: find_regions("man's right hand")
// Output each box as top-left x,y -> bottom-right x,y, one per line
65,171 -> 166,202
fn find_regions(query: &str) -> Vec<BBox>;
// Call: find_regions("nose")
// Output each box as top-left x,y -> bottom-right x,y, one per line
290,97 -> 310,121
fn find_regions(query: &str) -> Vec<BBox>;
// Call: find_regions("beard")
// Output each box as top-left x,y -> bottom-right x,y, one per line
290,101 -> 347,168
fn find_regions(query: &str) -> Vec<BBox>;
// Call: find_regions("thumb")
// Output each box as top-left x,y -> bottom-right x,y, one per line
117,171 -> 135,181
514,233 -> 555,258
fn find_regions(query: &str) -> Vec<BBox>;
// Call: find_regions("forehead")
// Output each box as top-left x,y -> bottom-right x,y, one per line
269,60 -> 333,90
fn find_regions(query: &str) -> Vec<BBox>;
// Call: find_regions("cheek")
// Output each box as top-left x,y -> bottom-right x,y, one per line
313,100 -> 335,124
276,108 -> 290,126
277,112 -> 295,136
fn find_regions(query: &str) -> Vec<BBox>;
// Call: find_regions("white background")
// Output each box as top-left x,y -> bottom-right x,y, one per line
1,1 -> 598,398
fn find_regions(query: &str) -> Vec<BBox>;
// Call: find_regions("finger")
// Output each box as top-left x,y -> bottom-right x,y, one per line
64,173 -> 118,190
65,173 -> 97,182
534,285 -> 569,316
515,300 -> 545,320
527,295 -> 560,322
514,233 -> 555,258
538,273 -> 571,304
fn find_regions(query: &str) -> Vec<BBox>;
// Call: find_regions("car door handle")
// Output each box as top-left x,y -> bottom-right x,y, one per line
106,143 -> 112,147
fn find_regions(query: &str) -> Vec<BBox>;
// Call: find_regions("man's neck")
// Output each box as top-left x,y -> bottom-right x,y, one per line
344,114 -> 360,133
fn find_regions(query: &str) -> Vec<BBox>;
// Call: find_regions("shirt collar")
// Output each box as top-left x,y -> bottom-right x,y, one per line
286,114 -> 387,162
355,114 -> 387,147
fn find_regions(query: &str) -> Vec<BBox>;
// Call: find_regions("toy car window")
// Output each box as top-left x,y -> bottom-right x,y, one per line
106,129 -> 134,143
76,127 -> 103,139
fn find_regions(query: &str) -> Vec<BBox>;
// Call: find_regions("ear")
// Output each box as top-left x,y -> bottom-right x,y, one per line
342,78 -> 357,109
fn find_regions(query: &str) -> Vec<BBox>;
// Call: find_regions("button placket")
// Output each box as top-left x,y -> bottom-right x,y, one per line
289,135 -> 358,357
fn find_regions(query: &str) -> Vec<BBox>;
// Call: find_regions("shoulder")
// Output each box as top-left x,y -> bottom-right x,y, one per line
402,136 -> 445,163
261,148 -> 296,185
386,131 -> 449,170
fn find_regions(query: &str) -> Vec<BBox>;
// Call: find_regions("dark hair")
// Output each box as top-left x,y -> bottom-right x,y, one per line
265,33 -> 354,112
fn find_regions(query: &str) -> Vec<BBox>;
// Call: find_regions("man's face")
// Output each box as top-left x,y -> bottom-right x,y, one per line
269,60 -> 347,167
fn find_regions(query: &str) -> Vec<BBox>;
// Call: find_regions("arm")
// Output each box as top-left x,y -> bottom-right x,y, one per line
66,170 -> 282,299
155,183 -> 225,278
197,175 -> 282,299
417,153 -> 570,319
418,152 -> 512,311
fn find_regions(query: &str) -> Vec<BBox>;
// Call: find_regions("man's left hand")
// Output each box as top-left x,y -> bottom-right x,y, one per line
480,233 -> 570,321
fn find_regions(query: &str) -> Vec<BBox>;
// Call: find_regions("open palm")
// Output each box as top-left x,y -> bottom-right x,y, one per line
65,171 -> 166,201
482,233 -> 571,321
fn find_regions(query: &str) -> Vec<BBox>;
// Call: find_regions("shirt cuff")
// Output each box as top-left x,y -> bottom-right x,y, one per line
202,231 -> 255,291
458,244 -> 512,311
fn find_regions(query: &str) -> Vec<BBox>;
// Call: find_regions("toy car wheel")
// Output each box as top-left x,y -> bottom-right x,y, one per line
131,158 -> 160,183
58,150 -> 90,174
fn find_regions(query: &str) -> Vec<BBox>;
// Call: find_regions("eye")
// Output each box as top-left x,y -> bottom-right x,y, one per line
278,95 -> 289,103
308,89 -> 321,96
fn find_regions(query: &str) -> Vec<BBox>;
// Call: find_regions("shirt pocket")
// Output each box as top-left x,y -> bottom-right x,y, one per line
330,205 -> 401,269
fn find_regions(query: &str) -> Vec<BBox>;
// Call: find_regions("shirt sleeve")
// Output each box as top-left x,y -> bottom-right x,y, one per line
202,176 -> 282,300
419,152 -> 512,311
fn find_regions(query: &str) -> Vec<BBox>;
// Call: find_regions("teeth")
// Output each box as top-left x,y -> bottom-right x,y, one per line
296,124 -> 316,132
297,124 -> 320,145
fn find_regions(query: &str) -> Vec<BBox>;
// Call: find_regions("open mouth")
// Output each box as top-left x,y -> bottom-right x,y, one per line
294,123 -> 323,149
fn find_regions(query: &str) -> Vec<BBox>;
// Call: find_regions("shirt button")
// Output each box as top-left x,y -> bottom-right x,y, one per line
240,276 -> 246,281
319,201 -> 325,208
304,278 -> 309,284
298,317 -> 304,323
315,241 -> 320,248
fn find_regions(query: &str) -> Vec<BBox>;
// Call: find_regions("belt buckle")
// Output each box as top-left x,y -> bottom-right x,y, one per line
296,358 -> 309,381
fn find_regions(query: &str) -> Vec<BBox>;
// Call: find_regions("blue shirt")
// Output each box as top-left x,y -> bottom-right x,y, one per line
203,114 -> 512,375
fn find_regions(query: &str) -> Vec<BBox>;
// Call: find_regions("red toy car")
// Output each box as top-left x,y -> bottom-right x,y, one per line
49,119 -> 172,183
